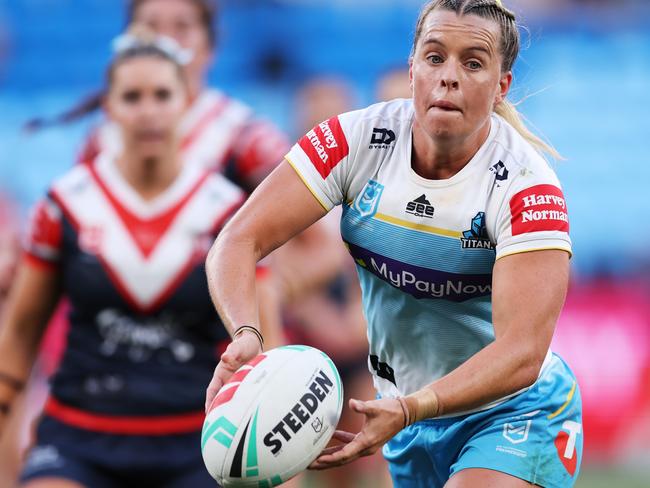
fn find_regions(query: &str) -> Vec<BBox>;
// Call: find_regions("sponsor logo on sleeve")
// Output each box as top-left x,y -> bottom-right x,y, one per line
510,184 -> 569,236
297,116 -> 349,179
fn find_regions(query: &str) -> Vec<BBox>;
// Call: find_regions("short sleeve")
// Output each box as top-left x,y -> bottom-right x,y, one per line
77,128 -> 100,165
492,171 -> 572,260
23,196 -> 63,269
230,119 -> 290,184
284,115 -> 352,211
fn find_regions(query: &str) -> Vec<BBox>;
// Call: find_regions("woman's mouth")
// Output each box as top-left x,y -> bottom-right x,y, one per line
431,100 -> 462,112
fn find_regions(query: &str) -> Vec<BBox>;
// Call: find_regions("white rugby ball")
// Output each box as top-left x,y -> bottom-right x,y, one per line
201,345 -> 344,487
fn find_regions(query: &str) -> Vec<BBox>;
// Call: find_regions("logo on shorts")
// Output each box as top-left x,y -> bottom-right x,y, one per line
461,212 -> 494,250
405,194 -> 434,218
555,420 -> 582,476
503,419 -> 532,444
354,180 -> 384,218
369,128 -> 396,148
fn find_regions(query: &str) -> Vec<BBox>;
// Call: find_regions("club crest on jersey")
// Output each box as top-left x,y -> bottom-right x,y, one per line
354,180 -> 384,218
461,212 -> 495,250
405,194 -> 434,218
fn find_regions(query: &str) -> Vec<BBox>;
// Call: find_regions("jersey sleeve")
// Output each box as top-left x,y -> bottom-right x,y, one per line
491,168 -> 572,260
23,196 -> 63,269
284,115 -> 353,211
230,118 -> 290,186
76,128 -> 100,165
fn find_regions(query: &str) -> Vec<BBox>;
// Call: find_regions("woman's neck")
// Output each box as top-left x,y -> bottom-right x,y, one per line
116,150 -> 182,201
411,118 -> 491,180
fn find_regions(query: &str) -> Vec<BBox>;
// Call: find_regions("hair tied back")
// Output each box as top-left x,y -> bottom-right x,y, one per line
112,25 -> 194,66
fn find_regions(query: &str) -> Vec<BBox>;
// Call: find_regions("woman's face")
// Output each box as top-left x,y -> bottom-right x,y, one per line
410,10 -> 511,144
133,0 -> 212,85
106,57 -> 187,160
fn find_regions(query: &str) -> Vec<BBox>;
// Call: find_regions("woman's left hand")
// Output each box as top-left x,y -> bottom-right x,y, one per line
309,397 -> 405,470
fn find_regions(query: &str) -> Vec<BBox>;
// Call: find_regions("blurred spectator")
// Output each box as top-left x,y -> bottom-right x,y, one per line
293,76 -> 356,136
375,66 -> 411,102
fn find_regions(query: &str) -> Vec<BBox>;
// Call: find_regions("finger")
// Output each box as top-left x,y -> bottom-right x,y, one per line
349,398 -> 371,415
205,375 -> 224,412
319,444 -> 347,456
331,430 -> 356,443
312,437 -> 367,468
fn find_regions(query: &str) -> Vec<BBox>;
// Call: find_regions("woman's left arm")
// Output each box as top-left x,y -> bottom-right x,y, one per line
423,248 -> 569,415
312,249 -> 569,469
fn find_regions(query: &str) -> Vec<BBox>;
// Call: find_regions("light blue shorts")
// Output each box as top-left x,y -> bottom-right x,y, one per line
383,353 -> 582,488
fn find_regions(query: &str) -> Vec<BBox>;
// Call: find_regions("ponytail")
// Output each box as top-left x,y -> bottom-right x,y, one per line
24,91 -> 103,132
494,100 -> 563,160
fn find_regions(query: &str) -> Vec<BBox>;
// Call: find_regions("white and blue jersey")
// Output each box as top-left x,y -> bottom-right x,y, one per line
286,99 -> 582,487
285,99 -> 571,405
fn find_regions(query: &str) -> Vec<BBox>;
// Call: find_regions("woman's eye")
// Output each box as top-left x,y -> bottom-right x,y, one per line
155,89 -> 172,101
428,55 -> 443,64
122,91 -> 140,103
467,61 -> 482,70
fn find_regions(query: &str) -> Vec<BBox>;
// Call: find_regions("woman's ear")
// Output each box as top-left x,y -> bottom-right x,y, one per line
495,71 -> 513,106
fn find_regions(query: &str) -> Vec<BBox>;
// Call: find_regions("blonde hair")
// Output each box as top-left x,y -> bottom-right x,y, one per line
411,0 -> 562,160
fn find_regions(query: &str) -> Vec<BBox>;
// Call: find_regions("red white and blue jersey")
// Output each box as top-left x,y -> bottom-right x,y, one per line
24,153 -> 245,433
286,99 -> 571,412
78,89 -> 289,191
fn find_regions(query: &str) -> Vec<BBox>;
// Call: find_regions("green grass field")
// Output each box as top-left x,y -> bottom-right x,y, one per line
575,467 -> 649,488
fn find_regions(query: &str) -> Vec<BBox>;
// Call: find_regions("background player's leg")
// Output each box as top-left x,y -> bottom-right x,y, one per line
23,479 -> 85,488
445,468 -> 540,488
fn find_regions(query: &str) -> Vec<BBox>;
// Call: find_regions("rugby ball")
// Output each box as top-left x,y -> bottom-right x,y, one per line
201,345 -> 344,487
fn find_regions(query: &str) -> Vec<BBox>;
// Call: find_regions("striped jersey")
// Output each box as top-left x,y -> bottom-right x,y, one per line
78,89 -> 289,191
285,99 -> 571,406
24,153 -> 244,423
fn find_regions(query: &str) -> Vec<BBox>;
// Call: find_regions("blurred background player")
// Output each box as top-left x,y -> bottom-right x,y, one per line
375,66 -> 412,102
78,0 -> 289,193
0,29 -> 278,487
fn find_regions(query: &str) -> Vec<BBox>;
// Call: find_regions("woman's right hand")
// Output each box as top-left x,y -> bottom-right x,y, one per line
204,332 -> 263,413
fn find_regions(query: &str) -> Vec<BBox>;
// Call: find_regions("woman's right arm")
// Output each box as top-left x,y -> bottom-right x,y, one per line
0,262 -> 61,428
205,160 -> 329,410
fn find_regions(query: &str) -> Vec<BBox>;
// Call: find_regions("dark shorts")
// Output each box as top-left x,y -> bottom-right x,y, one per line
20,416 -> 218,487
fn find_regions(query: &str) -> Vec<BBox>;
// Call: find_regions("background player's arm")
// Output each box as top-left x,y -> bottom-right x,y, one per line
0,262 -> 61,430
205,160 -> 328,408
